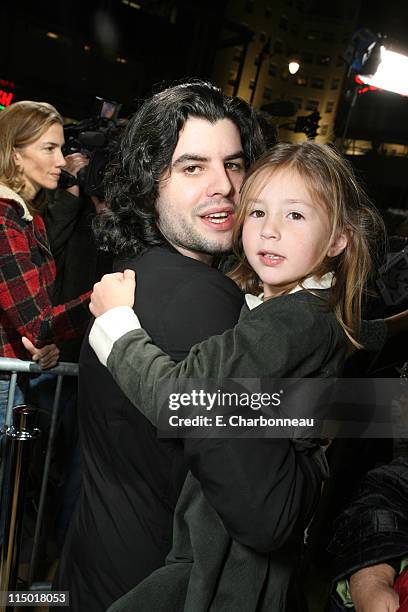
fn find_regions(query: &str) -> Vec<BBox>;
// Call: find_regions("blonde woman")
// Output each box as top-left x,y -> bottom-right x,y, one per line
0,101 -> 90,424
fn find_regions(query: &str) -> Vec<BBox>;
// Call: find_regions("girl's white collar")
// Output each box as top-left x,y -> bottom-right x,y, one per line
245,272 -> 335,311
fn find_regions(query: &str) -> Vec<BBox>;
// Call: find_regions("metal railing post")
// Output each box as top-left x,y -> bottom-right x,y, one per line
28,374 -> 63,587
0,405 -> 40,601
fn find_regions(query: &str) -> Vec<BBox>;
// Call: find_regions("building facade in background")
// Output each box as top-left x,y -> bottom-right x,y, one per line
212,0 -> 360,143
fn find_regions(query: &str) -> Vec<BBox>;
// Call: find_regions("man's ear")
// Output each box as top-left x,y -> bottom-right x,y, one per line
327,230 -> 349,258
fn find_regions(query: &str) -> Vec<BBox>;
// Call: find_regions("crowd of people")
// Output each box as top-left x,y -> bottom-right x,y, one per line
0,81 -> 407,612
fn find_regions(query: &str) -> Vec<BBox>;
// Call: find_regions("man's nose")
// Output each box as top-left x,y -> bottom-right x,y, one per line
206,165 -> 233,198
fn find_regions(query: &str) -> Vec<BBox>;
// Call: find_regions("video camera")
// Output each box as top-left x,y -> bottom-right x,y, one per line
59,97 -> 123,199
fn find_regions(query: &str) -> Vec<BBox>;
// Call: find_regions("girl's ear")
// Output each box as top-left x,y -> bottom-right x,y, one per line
327,230 -> 348,258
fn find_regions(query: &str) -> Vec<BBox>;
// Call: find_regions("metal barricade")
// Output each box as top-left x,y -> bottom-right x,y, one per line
0,404 -> 39,599
0,357 -> 78,599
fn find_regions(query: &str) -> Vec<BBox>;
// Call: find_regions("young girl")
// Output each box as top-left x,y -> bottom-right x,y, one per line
89,141 -> 384,612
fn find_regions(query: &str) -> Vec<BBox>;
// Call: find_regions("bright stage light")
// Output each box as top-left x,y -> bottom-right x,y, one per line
358,46 -> 408,96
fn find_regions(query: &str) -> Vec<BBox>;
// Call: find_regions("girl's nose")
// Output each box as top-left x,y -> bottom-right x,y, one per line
260,217 -> 280,240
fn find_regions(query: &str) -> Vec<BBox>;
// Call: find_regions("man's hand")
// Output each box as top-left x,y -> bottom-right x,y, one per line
349,564 -> 399,612
64,153 -> 89,197
21,337 -> 60,369
89,269 -> 136,318
64,153 -> 89,177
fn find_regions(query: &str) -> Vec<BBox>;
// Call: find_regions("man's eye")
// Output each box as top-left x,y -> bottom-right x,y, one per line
225,162 -> 243,171
249,209 -> 264,218
288,211 -> 304,220
184,165 -> 201,175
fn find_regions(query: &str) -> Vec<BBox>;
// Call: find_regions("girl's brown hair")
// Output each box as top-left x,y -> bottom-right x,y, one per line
0,101 -> 63,200
229,141 -> 385,348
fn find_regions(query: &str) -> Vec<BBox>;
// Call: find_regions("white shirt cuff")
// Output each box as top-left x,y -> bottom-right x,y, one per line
89,306 -> 141,366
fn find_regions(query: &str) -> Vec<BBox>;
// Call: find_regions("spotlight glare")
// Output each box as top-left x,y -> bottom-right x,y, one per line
358,46 -> 408,96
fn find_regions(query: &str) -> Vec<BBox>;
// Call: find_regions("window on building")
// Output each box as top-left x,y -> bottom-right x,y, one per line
233,46 -> 243,62
306,99 -> 319,111
336,55 -> 344,67
305,30 -> 318,41
325,100 -> 334,113
319,55 -> 331,66
321,31 -> 335,42
44,30 -> 72,47
310,77 -> 324,89
263,86 -> 273,100
291,23 -> 299,36
320,124 -> 328,136
269,63 -> 278,77
244,0 -> 255,14
291,97 -> 303,111
331,78 -> 340,90
287,46 -> 298,58
265,5 -> 272,18
228,71 -> 237,86
279,15 -> 288,31
295,76 -> 308,87
254,54 -> 260,66
259,31 -> 266,43
249,78 -> 255,90
301,51 -> 313,64
274,39 -> 284,54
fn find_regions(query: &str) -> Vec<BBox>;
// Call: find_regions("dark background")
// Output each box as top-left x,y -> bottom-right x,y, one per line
1,0 -> 408,210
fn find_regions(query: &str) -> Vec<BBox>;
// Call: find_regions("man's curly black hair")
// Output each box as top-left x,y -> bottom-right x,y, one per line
93,79 -> 265,256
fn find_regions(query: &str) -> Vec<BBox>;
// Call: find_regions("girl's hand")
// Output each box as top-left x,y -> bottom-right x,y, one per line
89,269 -> 136,318
22,337 -> 60,369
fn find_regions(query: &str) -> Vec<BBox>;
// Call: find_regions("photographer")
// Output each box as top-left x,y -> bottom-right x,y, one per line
43,152 -> 111,362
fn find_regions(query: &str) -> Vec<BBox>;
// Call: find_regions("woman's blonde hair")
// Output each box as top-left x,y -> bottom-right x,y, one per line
0,101 -> 63,197
229,141 -> 385,348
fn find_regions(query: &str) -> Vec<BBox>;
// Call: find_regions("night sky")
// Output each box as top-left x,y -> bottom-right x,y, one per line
358,0 -> 408,50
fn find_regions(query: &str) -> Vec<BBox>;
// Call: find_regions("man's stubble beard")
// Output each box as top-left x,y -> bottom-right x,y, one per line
157,203 -> 233,257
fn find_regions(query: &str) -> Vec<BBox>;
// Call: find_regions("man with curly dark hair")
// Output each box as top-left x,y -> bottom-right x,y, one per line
54,80 -> 322,612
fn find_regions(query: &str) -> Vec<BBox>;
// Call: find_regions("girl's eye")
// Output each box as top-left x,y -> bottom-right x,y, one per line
249,209 -> 265,218
288,211 -> 304,221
